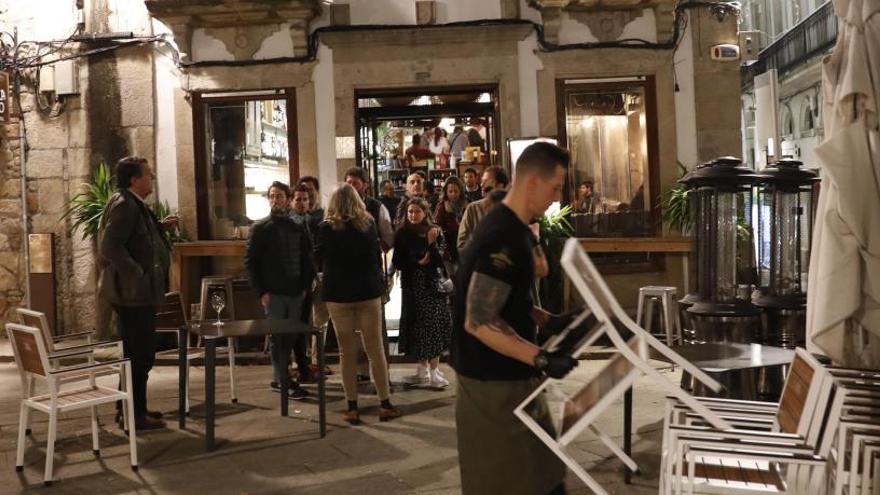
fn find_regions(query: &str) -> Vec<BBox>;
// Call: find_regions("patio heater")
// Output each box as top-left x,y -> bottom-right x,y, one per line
681,157 -> 761,343
753,158 -> 819,348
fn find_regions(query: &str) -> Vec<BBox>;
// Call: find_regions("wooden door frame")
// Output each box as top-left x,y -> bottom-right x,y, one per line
191,88 -> 298,240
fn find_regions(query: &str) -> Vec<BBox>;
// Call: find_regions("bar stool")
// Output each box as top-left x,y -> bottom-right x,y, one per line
198,276 -> 237,404
635,286 -> 683,347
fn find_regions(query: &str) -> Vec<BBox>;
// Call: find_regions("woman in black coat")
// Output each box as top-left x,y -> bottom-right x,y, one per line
315,184 -> 401,424
393,197 -> 452,388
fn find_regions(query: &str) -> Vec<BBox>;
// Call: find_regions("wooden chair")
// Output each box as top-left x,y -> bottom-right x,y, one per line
16,308 -> 124,435
662,347 -> 835,494
16,308 -> 122,361
155,292 -> 237,413
7,323 -> 137,486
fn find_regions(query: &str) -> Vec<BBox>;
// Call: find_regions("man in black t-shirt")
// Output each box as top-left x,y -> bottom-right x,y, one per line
452,142 -> 578,495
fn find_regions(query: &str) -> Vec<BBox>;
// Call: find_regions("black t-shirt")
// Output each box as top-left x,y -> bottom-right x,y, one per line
451,203 -> 539,381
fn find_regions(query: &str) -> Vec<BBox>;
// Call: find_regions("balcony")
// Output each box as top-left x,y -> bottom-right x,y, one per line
741,1 -> 837,89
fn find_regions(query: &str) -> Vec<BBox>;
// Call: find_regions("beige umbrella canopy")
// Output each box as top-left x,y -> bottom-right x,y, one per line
807,0 -> 880,367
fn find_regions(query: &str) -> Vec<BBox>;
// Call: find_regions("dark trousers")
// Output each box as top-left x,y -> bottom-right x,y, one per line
114,305 -> 157,417
266,294 -> 308,383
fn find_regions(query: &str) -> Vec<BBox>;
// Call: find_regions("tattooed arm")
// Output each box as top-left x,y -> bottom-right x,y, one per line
464,272 -> 541,366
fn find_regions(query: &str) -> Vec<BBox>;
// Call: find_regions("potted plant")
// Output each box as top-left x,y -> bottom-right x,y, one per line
61,162 -> 115,241
62,163 -> 187,243
661,162 -> 694,234
538,203 -> 574,313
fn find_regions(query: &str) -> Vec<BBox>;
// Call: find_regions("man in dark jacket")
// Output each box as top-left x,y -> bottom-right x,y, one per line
98,156 -> 175,430
245,181 -> 314,399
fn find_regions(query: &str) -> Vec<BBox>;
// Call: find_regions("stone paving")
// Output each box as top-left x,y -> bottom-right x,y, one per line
0,348 -> 676,494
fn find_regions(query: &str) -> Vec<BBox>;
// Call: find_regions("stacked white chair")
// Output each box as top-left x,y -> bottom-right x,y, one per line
514,238 -> 733,495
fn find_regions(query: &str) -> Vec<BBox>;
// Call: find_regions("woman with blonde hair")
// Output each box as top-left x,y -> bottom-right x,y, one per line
315,184 -> 401,424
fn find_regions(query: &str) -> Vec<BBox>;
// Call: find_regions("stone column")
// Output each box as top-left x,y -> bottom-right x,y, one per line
690,6 -> 742,161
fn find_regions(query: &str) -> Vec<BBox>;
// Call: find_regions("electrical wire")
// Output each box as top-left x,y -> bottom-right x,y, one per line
0,1 -> 741,74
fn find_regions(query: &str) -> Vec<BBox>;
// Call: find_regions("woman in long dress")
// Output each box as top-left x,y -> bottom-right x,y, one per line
393,197 -> 452,388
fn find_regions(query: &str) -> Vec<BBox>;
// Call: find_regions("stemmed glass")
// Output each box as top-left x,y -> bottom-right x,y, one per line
210,291 -> 226,326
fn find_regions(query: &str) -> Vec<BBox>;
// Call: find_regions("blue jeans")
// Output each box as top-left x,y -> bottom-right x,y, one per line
266,293 -> 308,384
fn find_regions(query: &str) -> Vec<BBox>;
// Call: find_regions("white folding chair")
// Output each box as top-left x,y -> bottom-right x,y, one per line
666,348 -> 835,494
514,239 -> 733,494
7,323 -> 138,486
559,239 -> 732,429
514,309 -> 641,495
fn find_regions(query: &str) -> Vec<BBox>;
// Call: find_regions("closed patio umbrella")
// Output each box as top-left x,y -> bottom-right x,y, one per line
807,0 -> 880,367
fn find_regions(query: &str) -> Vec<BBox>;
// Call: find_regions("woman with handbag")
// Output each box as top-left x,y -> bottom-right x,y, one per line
393,197 -> 452,388
315,184 -> 402,424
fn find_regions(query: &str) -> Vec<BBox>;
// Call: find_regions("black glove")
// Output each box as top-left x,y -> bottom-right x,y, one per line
534,350 -> 579,379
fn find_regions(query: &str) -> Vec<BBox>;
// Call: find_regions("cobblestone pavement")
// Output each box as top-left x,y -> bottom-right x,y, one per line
0,346 -> 675,494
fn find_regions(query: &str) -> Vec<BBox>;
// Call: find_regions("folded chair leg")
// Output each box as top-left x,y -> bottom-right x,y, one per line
588,425 -> 638,472
16,402 -> 29,470
125,363 -> 139,471
90,406 -> 100,456
43,409 -> 57,486
228,337 -> 237,404
185,363 -> 191,414
25,376 -> 34,436
686,452 -> 696,495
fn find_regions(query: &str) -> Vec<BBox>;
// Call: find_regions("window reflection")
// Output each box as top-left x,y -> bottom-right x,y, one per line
205,98 -> 289,239
564,85 -> 652,237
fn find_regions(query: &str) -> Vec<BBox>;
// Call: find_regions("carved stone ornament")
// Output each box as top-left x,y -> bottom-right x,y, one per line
144,0 -> 321,61
569,9 -> 644,42
526,0 -> 675,43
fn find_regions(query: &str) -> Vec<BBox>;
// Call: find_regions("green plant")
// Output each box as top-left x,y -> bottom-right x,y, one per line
538,203 -> 574,313
538,203 -> 575,250
61,162 -> 115,241
151,199 -> 189,244
661,162 -> 693,234
61,163 -> 187,244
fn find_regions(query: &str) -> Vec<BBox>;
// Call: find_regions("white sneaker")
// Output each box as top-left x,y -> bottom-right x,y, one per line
403,365 -> 429,384
433,368 -> 446,379
429,368 -> 449,388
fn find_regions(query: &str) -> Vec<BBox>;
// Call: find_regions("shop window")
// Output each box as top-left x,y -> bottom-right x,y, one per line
557,78 -> 660,272
193,90 -> 298,239
801,103 -> 815,136
782,108 -> 795,137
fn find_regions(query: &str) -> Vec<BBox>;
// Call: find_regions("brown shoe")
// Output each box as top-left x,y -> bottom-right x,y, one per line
378,407 -> 402,422
342,410 -> 360,425
135,416 -> 166,431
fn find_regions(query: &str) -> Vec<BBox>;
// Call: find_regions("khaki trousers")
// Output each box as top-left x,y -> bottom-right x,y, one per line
326,298 -> 391,401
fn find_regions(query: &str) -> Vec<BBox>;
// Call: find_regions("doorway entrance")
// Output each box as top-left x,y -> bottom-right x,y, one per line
355,85 -> 501,200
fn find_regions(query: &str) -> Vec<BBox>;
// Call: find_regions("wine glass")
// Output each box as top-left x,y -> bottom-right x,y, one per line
210,291 -> 226,326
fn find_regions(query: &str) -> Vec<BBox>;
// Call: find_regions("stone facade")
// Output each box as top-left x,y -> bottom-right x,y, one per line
0,0 -> 745,330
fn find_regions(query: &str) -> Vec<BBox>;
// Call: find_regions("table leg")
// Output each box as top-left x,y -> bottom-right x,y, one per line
178,326 -> 186,429
318,329 -> 326,438
205,338 -> 216,452
280,338 -> 289,417
624,386 -> 633,483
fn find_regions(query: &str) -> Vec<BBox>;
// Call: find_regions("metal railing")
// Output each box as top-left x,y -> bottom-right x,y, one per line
742,1 -> 838,89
